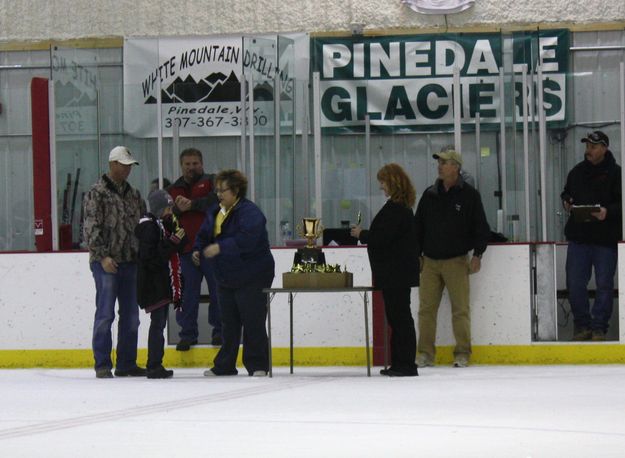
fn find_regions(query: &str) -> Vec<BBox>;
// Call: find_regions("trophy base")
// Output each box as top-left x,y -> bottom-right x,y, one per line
293,247 -> 326,266
283,271 -> 353,289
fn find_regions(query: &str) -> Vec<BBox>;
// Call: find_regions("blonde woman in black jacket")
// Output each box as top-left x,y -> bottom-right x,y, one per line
351,163 -> 419,377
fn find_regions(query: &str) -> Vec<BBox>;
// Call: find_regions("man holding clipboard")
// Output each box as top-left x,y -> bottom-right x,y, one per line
561,131 -> 622,341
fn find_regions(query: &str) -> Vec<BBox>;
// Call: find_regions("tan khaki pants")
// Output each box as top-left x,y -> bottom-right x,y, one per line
418,255 -> 471,359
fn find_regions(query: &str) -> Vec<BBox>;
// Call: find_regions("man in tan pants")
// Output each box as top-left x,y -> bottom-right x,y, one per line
414,147 -> 490,367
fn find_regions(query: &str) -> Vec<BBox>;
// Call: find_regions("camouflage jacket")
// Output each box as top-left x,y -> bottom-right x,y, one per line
83,175 -> 146,263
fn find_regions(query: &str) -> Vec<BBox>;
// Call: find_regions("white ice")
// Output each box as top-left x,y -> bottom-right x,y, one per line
1,365 -> 625,457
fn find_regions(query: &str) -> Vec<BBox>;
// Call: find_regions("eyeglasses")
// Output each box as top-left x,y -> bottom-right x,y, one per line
215,187 -> 231,194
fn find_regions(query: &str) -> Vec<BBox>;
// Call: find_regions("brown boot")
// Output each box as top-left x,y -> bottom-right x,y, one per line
591,329 -> 606,341
572,327 -> 592,341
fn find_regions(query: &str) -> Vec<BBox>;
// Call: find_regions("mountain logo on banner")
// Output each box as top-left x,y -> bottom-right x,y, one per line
55,80 -> 97,107
144,71 -> 289,104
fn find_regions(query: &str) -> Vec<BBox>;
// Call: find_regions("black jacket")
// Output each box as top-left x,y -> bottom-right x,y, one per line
358,200 -> 419,289
415,178 -> 490,259
561,150 -> 622,246
135,214 -> 186,310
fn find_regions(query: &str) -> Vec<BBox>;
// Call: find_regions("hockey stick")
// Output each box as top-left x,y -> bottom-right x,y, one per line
78,191 -> 86,246
61,172 -> 71,225
69,168 -> 81,226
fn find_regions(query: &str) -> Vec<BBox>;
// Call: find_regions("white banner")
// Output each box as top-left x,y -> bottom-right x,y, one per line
123,35 -> 302,138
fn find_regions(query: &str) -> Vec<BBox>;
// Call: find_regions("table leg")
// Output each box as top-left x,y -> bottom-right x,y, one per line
364,291 -> 371,376
289,292 -> 294,374
383,309 -> 388,370
267,292 -> 274,378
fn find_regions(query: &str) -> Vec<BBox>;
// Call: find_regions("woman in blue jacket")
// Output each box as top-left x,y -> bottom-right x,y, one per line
193,169 -> 275,376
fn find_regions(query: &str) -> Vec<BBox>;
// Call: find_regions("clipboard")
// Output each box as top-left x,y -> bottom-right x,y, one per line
571,205 -> 600,222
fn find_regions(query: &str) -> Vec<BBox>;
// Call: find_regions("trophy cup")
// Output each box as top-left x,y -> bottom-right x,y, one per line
283,216 -> 353,288
293,217 -> 326,266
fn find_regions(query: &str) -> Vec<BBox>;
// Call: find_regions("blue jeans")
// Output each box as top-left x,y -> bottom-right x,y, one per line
566,242 -> 617,332
176,253 -> 221,341
90,261 -> 140,371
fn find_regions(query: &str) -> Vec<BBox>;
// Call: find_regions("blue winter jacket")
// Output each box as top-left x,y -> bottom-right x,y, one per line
193,198 -> 275,288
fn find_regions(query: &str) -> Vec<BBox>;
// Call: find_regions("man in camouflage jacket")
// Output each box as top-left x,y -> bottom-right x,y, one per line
83,146 -> 147,378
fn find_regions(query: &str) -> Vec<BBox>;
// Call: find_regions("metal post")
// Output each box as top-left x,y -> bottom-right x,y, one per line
239,72 -> 247,174
522,64 -> 531,242
274,72 -> 281,244
172,120 -> 180,183
365,114 -> 371,224
248,73 -> 255,202
537,65 -> 548,241
383,307 -> 388,370
289,292 -> 294,374
475,111 -> 481,188
453,67 -> 462,153
620,62 -> 625,238
499,68 -> 508,227
312,72 -> 322,219
364,291 -> 371,377
302,82 -> 310,217
48,80 -> 58,251
267,292 -> 273,378
96,88 -> 102,182
156,75 -> 163,194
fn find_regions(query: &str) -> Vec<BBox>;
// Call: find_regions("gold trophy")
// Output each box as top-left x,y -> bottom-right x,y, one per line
299,217 -> 324,248
283,216 -> 353,288
293,217 -> 326,266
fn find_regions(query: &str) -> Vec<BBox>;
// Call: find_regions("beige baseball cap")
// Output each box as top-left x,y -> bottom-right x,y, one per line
433,146 -> 463,166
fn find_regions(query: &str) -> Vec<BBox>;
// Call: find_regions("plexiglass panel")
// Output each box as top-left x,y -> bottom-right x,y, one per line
51,46 -> 101,249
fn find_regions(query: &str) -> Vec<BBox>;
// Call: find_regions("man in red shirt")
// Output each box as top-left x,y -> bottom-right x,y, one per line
168,148 -> 221,350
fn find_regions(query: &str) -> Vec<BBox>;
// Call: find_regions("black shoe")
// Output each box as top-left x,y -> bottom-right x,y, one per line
203,367 -> 238,377
211,334 -> 223,346
95,368 -> 113,379
176,339 -> 198,351
380,366 -> 418,377
114,366 -> 147,377
147,366 -> 174,379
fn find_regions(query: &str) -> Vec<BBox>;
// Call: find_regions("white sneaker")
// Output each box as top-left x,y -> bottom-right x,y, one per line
203,369 -> 216,377
453,354 -> 469,368
252,370 -> 267,377
416,354 -> 434,367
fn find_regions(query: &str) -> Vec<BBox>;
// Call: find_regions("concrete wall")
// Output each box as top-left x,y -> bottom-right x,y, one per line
1,0 -> 624,42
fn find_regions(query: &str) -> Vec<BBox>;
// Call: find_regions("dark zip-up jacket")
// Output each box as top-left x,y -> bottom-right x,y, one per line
415,177 -> 490,260
561,150 -> 622,246
193,198 -> 275,289
358,200 -> 419,289
135,213 -> 186,311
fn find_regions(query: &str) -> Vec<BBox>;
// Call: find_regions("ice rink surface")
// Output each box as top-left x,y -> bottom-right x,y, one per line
1,365 -> 625,457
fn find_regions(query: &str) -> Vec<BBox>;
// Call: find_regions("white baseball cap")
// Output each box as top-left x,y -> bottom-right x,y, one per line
108,146 -> 139,165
